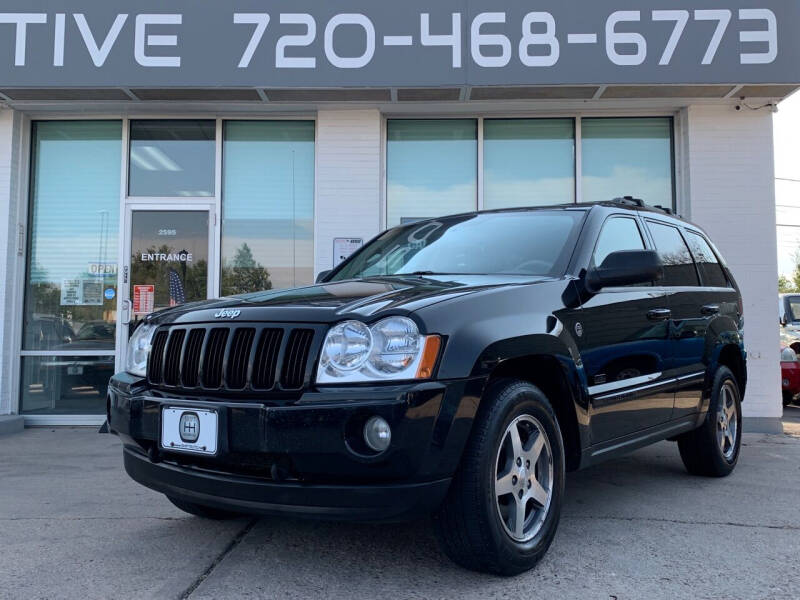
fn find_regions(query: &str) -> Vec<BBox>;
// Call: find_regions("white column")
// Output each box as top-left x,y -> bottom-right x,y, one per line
0,109 -> 23,415
682,104 -> 781,430
314,109 -> 382,277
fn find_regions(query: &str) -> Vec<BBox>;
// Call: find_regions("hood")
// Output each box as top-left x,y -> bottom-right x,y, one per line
149,275 -> 550,325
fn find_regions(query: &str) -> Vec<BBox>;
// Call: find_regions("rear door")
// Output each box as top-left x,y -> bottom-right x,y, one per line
676,227 -> 741,418
577,215 -> 674,443
644,220 -> 735,418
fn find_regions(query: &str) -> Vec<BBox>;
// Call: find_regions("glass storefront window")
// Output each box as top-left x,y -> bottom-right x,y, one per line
581,117 -> 674,208
387,119 -> 477,227
21,356 -> 114,415
484,119 -> 575,209
22,120 -> 122,414
221,121 -> 315,294
129,120 -> 215,197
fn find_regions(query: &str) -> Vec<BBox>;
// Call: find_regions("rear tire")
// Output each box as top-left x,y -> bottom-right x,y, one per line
677,366 -> 742,477
167,496 -> 243,520
434,378 -> 565,575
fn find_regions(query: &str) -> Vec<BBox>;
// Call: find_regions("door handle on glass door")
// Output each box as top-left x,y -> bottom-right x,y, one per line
121,299 -> 131,325
647,308 -> 672,321
701,304 -> 720,316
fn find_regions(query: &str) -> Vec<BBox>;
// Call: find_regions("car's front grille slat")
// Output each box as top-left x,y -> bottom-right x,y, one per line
226,328 -> 256,390
252,328 -> 282,390
147,330 -> 169,384
202,328 -> 229,389
147,323 -> 316,396
280,329 -> 314,390
181,329 -> 205,387
163,329 -> 186,386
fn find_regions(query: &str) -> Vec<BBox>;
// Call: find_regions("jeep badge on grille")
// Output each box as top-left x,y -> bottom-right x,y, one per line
214,309 -> 241,319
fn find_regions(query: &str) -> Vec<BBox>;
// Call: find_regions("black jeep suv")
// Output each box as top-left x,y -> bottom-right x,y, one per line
108,200 -> 746,575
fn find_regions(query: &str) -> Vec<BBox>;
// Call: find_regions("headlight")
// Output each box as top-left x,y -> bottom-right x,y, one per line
782,347 -> 798,362
316,317 -> 441,384
125,323 -> 158,377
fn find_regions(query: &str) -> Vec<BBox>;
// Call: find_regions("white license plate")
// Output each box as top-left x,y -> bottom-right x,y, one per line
161,408 -> 218,455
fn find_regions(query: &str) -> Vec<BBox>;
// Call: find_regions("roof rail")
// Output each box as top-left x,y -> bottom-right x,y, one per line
612,195 -> 645,207
612,196 -> 674,216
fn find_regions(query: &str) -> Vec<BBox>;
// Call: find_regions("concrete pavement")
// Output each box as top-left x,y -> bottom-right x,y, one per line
2,410 -> 800,600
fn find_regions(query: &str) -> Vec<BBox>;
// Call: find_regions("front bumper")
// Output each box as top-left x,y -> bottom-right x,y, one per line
108,373 -> 484,521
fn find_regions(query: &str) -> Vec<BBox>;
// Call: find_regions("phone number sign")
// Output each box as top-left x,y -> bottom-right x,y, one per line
0,1 -> 797,88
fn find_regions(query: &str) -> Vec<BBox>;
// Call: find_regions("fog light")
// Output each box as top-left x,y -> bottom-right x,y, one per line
364,416 -> 391,452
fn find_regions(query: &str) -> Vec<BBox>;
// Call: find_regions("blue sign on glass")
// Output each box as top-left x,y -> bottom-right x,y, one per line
104,288 -> 116,300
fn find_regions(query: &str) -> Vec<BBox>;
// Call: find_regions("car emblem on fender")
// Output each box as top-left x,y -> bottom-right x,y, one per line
178,412 -> 200,443
214,309 -> 241,319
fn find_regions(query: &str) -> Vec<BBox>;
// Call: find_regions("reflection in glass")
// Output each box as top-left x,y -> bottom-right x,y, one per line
685,231 -> 728,288
21,355 -> 113,415
129,210 -> 209,330
582,118 -> 674,208
387,120 -> 477,227
222,121 -> 315,294
129,120 -> 215,197
484,119 -> 575,209
23,121 -> 121,353
648,221 -> 699,286
593,217 -> 645,265
331,211 -> 585,280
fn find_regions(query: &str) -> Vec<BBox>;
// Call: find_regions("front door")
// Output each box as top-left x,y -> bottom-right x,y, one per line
577,215 -> 675,444
119,207 -> 214,366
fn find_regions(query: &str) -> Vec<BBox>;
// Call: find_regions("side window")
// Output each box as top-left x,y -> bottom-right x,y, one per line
593,217 -> 646,266
647,221 -> 699,286
685,231 -> 729,288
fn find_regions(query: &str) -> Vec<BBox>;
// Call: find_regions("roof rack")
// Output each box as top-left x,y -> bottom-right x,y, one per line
612,196 -> 674,215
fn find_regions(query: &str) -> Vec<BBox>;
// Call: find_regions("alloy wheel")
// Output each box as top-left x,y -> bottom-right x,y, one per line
716,380 -> 739,461
494,414 -> 554,542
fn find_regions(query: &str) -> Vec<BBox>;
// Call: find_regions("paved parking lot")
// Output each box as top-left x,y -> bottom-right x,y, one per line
2,411 -> 800,600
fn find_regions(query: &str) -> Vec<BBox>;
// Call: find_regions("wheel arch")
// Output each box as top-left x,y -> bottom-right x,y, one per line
479,349 -> 587,472
716,343 -> 746,400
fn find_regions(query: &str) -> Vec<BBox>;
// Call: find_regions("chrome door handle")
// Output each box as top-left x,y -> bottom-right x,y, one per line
647,308 -> 672,321
701,304 -> 720,316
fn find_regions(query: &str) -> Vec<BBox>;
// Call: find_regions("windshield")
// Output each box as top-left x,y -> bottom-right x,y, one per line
330,210 -> 586,281
787,296 -> 800,323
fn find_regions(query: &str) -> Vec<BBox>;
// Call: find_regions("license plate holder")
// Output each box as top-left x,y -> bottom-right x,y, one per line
161,407 -> 218,455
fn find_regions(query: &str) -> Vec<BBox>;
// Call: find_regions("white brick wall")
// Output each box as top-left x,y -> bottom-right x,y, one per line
0,109 -> 21,415
683,104 -> 781,420
314,109 -> 382,276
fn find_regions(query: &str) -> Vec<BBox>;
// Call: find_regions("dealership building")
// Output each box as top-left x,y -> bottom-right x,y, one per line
0,1 -> 797,432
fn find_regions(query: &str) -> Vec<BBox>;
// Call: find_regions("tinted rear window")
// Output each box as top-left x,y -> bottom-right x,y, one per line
685,231 -> 728,288
647,221 -> 699,286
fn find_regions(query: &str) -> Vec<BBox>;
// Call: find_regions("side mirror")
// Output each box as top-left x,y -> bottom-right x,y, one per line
316,270 -> 331,284
586,250 -> 663,293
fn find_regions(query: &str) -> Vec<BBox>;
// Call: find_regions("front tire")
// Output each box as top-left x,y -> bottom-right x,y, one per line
434,379 -> 565,575
167,496 -> 243,520
677,366 -> 742,477
783,391 -> 794,407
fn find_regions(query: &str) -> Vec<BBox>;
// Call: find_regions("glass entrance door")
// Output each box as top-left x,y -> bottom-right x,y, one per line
122,207 -> 214,355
